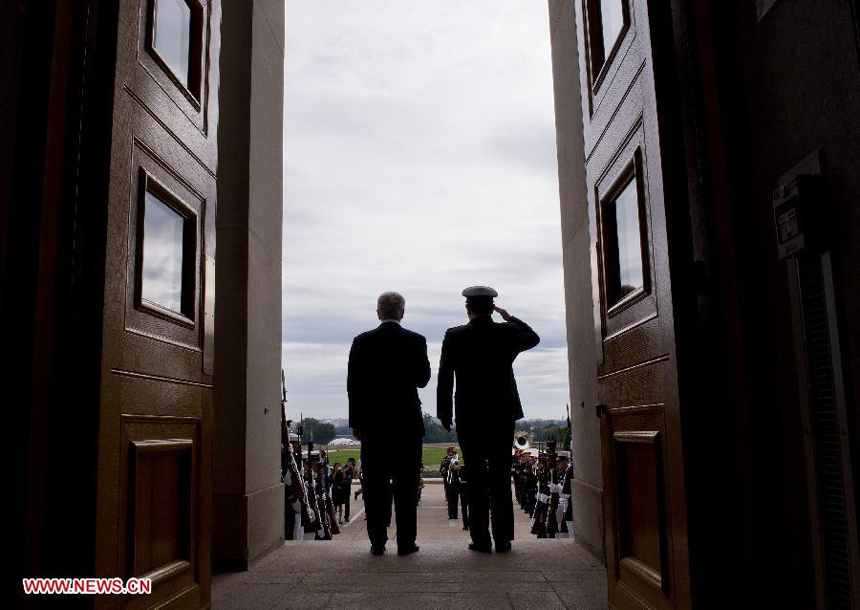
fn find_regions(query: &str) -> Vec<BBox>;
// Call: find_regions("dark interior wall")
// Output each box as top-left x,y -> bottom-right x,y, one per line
702,0 -> 860,606
5,0 -> 51,596
8,0 -> 118,603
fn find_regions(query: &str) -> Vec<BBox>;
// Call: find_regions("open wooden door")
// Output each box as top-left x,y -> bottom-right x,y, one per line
574,1 -> 691,608
94,0 -> 220,607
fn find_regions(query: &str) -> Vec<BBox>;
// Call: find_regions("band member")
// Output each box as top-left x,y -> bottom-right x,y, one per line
437,286 -> 540,553
531,457 -> 550,539
513,451 -> 523,508
547,452 -> 560,538
417,463 -> 426,506
440,448 -> 461,519
552,454 -> 572,538
348,291 -> 430,556
524,456 -> 538,516
331,463 -> 348,525
343,458 -> 356,521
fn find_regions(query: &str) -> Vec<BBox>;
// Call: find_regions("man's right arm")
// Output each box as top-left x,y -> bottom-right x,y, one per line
508,316 -> 540,353
494,306 -> 540,352
436,330 -> 454,430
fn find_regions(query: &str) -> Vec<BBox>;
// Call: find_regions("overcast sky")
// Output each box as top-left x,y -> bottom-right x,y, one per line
282,1 -> 570,422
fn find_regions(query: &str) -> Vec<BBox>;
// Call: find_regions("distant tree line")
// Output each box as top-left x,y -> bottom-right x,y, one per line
423,412 -> 459,443
306,414 -> 570,449
518,419 -> 571,449
300,418 -> 337,445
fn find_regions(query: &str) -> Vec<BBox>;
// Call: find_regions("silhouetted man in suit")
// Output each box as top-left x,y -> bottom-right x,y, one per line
348,291 -> 430,556
437,286 -> 540,553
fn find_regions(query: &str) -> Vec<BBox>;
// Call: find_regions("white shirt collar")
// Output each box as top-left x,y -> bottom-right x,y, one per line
379,319 -> 401,325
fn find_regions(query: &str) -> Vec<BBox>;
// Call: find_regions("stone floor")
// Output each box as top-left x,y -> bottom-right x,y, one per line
212,483 -> 608,609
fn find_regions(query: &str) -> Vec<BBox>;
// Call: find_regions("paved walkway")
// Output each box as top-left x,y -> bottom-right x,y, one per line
212,484 -> 607,609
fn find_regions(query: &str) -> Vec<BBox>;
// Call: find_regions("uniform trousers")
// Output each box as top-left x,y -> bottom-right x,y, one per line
446,485 -> 460,519
460,490 -> 470,529
343,487 -> 351,521
361,438 -> 421,549
458,419 -> 516,546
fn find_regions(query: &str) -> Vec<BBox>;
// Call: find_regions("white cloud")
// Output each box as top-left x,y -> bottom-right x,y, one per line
283,1 -> 570,420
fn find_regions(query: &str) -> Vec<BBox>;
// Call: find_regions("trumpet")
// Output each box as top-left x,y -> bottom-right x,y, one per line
513,431 -> 531,451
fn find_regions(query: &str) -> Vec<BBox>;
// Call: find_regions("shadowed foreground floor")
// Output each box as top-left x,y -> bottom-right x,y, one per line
212,539 -> 607,609
212,484 -> 607,609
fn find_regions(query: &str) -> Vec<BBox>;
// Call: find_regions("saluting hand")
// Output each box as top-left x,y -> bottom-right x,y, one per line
494,305 -> 512,322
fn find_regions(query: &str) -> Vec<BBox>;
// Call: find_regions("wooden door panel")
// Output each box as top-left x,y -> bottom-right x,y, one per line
96,0 -> 219,608
115,373 -> 207,418
126,149 -> 205,351
584,67 -> 645,170
123,0 -> 217,169
603,405 -> 673,610
575,0 -> 690,608
118,417 -> 205,610
580,0 -> 640,155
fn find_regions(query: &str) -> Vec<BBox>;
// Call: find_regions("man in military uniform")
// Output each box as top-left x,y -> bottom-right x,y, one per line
437,286 -> 540,553
348,291 -> 431,556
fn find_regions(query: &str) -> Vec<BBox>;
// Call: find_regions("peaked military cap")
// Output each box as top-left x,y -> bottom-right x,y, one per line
462,286 -> 498,298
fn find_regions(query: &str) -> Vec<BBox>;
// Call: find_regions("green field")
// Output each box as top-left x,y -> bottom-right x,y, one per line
322,444 -> 463,474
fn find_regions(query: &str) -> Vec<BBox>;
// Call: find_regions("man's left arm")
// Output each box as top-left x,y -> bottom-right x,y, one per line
414,335 -> 431,389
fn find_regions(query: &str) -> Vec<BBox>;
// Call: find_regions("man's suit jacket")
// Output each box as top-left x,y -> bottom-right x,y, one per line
436,315 -> 539,433
347,321 -> 431,444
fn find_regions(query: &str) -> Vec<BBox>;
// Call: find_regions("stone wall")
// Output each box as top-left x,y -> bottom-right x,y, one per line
213,0 -> 286,569
547,0 -> 604,563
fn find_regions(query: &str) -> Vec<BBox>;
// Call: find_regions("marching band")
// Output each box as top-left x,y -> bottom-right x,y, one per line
512,436 -> 574,539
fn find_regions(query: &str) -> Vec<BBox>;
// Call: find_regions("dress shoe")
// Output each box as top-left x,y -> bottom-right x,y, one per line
370,546 -> 385,556
468,542 -> 492,553
397,544 -> 420,556
495,541 -> 512,553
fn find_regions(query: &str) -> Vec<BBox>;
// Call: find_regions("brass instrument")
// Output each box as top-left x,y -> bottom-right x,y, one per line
513,431 -> 531,451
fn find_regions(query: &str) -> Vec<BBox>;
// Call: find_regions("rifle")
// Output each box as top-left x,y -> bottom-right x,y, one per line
566,403 -> 572,452
281,370 -> 289,450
